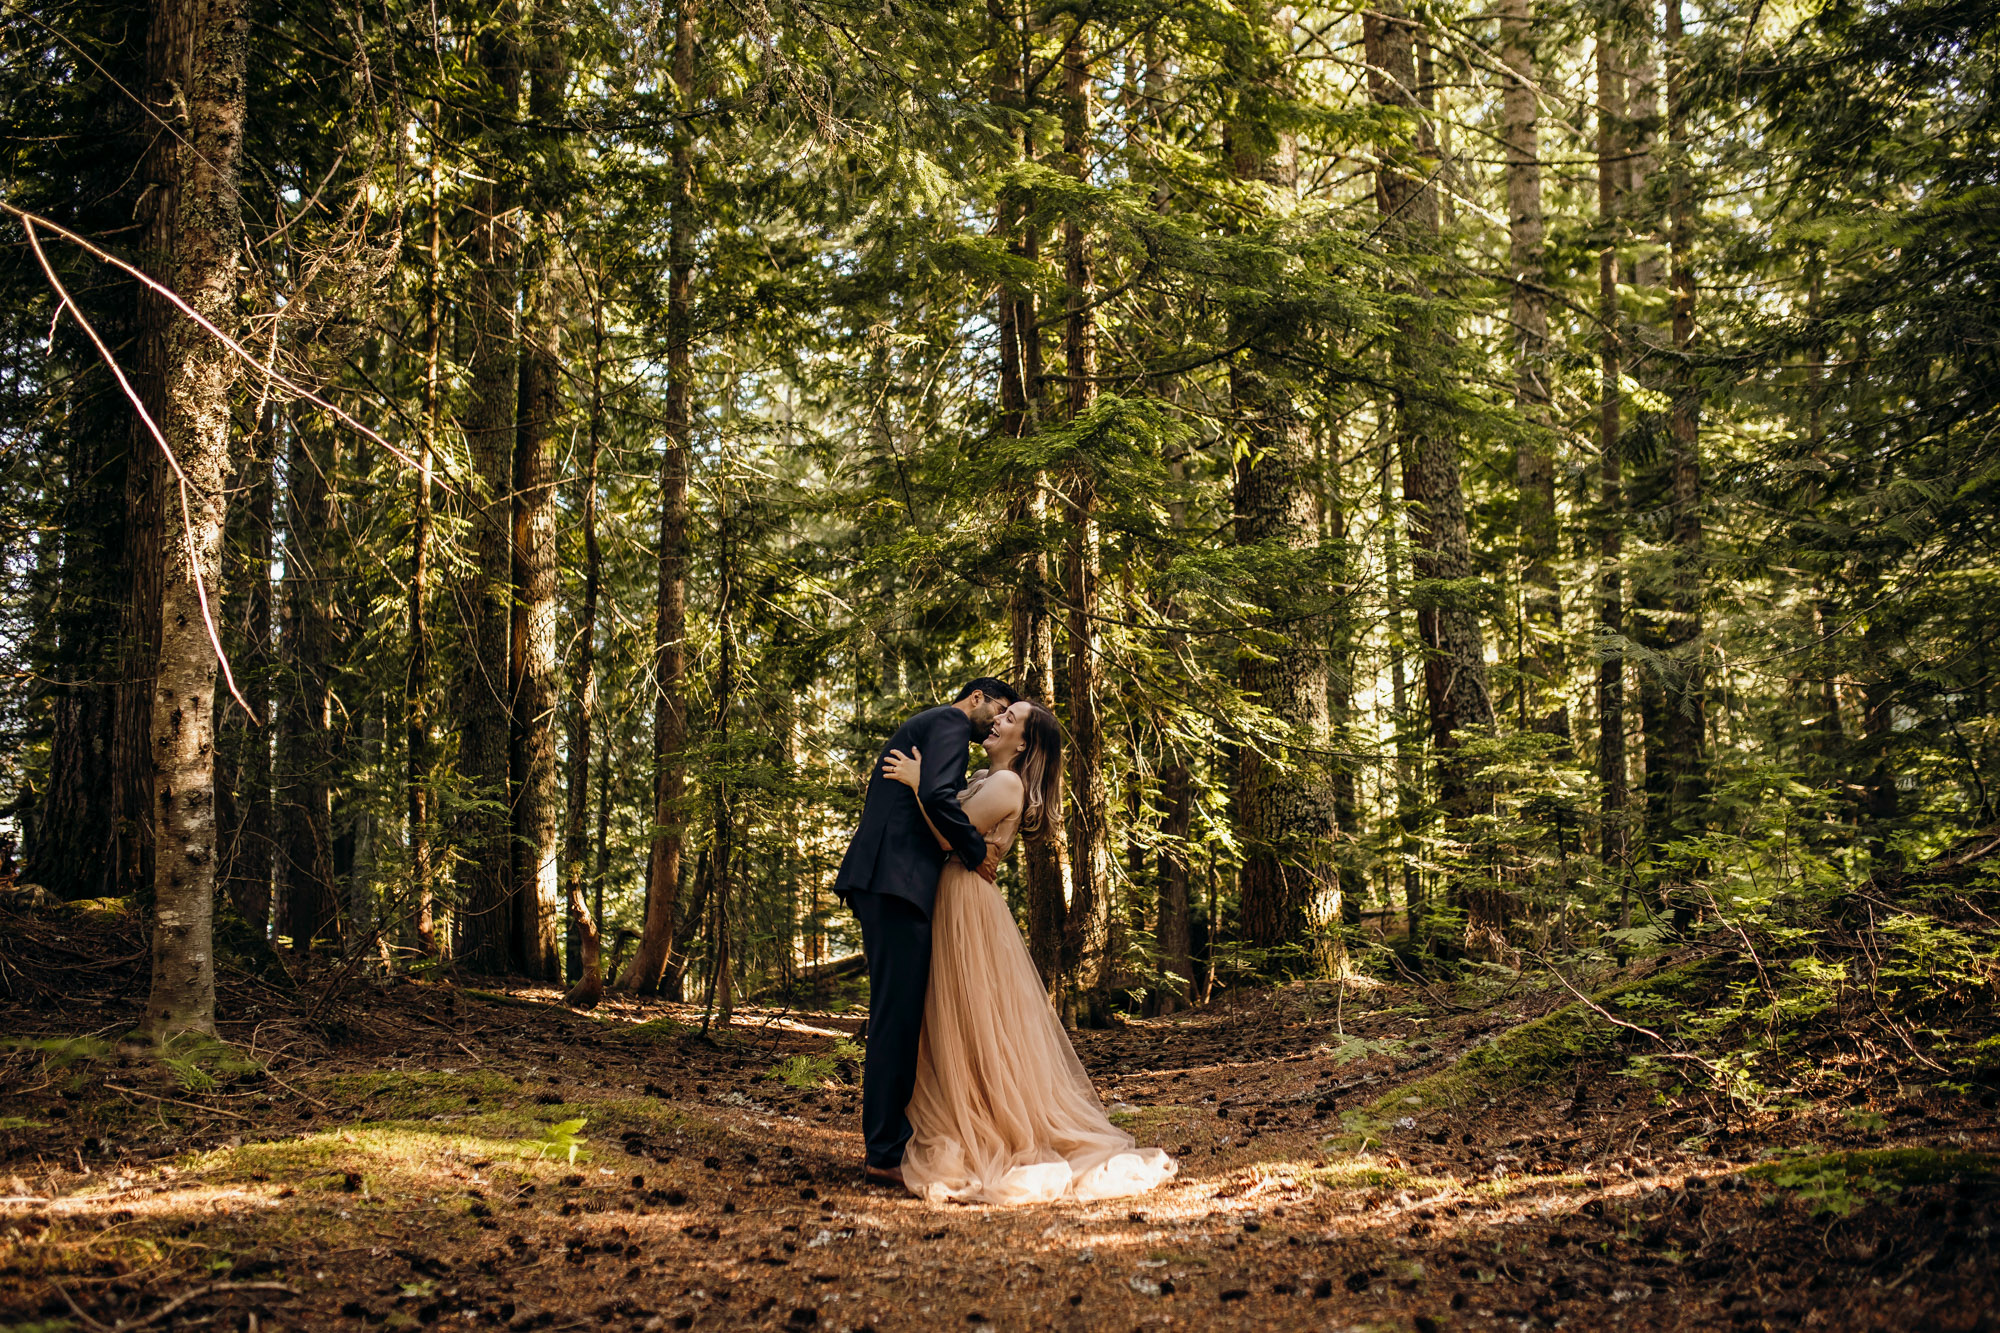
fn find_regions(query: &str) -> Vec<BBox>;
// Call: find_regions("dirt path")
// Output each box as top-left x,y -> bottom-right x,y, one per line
2,964 -> 1995,1332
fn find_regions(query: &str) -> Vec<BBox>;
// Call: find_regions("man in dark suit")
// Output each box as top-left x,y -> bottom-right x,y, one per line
835,677 -> 1020,1188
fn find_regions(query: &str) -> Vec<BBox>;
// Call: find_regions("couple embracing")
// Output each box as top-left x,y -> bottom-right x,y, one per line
832,679 -> 1179,1207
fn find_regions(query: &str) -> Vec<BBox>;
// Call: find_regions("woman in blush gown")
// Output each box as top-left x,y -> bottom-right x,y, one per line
879,701 -> 1178,1206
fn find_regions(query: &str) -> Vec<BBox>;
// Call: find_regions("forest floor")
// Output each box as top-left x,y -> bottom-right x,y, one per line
1,908 -> 1996,1333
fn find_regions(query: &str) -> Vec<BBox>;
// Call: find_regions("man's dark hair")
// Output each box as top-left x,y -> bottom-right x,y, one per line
953,677 -> 1020,706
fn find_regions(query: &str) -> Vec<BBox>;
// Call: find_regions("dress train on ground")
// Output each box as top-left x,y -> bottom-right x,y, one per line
901,857 -> 1178,1206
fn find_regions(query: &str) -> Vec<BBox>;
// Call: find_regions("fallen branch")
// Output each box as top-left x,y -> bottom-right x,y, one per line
122,1281 -> 300,1330
102,1084 -> 252,1122
1525,951 -> 1723,1076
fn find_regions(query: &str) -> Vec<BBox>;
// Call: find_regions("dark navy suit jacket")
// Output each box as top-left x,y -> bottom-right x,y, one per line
833,704 -> 988,918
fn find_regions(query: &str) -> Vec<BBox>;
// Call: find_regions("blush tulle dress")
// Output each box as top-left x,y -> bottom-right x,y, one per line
900,777 -> 1179,1206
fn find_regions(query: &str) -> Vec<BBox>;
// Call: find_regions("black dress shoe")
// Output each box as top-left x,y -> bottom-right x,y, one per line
863,1163 -> 907,1191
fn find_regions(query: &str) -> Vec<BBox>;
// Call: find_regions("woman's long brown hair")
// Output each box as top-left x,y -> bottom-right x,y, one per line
1004,702 -> 1063,839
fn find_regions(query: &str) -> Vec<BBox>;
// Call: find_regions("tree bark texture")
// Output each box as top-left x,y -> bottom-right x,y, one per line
1659,0 -> 1707,856
993,17 -> 1068,996
508,9 -> 566,981
453,5 -> 523,971
621,0 -> 695,998
144,0 -> 248,1041
1059,38 -> 1113,1026
1502,0 -> 1563,739
1229,7 -> 1340,965
563,270 -> 607,1008
1365,3 -> 1494,795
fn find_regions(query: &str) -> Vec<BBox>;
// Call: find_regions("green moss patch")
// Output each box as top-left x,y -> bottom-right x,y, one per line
189,1119 -> 592,1196
1747,1147 -> 1998,1215
611,1017 -> 691,1044
1345,959 -> 1722,1131
458,988 -> 549,1011
321,1070 -> 523,1118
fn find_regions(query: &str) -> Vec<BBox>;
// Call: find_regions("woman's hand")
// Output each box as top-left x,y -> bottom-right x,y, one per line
880,746 -> 923,792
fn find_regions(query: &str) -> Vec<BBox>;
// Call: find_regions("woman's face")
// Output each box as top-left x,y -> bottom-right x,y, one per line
983,701 -> 1031,758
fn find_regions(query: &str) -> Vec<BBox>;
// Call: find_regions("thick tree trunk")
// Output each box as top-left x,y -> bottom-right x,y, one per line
508,11 -> 566,982
280,410 -> 338,951
1229,355 -> 1337,961
453,5 -> 522,972
1228,9 -> 1339,969
995,30 -> 1068,992
563,272 -> 607,1009
1595,33 -> 1630,877
1058,39 -> 1113,1027
143,0 -> 247,1041
116,0 -> 188,907
621,0 -> 696,998
1502,0 -> 1563,739
1366,3 -> 1494,790
1368,3 -> 1495,956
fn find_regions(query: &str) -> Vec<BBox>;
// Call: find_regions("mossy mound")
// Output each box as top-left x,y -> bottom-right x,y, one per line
1350,957 -> 1723,1126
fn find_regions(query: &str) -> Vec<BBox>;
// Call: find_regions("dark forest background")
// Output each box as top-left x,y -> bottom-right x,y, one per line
2,0 -> 1996,1039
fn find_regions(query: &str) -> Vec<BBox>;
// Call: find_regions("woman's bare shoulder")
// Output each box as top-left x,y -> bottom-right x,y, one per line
984,768 -> 1024,793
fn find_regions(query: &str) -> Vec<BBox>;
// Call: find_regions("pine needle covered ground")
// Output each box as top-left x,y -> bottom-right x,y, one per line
3,879 -> 1995,1333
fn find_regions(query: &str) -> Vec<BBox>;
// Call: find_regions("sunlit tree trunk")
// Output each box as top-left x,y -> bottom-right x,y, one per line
143,0 -> 248,1041
621,0 -> 696,997
509,8 -> 565,981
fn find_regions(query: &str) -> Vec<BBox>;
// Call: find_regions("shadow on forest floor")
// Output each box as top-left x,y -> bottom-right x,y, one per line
0,907 -> 1995,1332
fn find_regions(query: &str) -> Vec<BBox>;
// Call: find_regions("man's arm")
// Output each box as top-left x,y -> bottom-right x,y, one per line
915,710 -> 987,871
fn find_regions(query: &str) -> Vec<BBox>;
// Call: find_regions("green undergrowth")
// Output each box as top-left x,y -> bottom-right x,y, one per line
765,1039 -> 863,1088
1336,958 -> 1723,1143
156,1033 -> 262,1093
8,1031 -> 263,1102
610,1016 -> 692,1044
1748,1146 -> 1997,1216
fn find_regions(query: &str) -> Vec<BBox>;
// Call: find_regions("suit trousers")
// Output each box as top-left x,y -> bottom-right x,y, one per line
850,889 -> 931,1168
